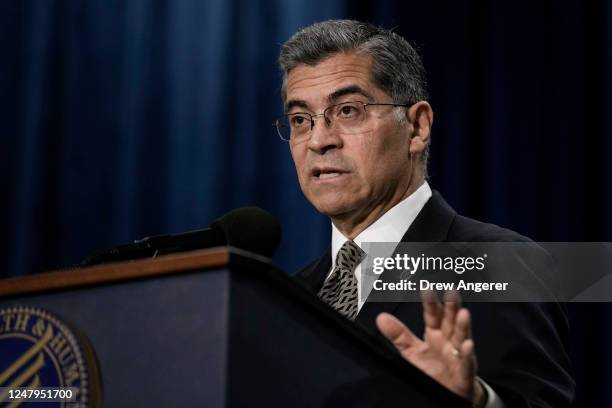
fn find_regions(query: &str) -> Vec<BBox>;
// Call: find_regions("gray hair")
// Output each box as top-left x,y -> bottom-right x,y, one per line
279,19 -> 430,171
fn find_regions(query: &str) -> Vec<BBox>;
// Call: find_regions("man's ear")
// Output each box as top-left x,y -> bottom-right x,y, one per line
407,101 -> 433,155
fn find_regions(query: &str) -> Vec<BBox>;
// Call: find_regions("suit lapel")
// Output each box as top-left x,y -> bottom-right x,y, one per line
295,246 -> 332,294
398,190 -> 457,243
354,191 -> 457,334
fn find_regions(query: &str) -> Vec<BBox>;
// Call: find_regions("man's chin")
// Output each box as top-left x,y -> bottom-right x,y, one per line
304,189 -> 361,218
311,200 -> 354,218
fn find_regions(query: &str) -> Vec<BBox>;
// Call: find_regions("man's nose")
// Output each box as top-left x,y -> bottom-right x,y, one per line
307,114 -> 343,153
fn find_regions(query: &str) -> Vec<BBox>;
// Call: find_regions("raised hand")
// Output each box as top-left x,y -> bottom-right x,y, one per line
375,291 -> 486,407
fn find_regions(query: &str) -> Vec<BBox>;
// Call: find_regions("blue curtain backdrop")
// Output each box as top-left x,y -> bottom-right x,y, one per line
1,0 -> 611,406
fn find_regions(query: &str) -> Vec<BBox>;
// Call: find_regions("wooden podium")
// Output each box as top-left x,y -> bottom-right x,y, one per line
0,247 -> 467,407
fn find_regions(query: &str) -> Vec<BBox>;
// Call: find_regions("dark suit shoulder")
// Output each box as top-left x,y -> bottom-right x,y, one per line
448,214 -> 532,243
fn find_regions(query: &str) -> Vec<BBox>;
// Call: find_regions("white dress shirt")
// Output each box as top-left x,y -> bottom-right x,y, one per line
330,181 -> 432,310
328,181 -> 505,408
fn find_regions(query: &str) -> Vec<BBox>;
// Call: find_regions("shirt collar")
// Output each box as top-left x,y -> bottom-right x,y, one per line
331,181 -> 433,265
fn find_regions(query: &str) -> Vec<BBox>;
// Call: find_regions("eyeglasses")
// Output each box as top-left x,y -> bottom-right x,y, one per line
274,100 -> 412,142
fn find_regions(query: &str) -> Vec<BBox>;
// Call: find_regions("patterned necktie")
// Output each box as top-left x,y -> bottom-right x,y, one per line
318,240 -> 365,320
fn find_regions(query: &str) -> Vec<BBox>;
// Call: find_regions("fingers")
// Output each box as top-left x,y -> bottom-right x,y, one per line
422,290 -> 463,336
451,307 -> 473,350
460,339 -> 475,360
421,290 -> 442,329
459,339 -> 477,379
378,306 -> 479,399
376,312 -> 420,352
441,291 -> 461,337
445,329 -> 476,379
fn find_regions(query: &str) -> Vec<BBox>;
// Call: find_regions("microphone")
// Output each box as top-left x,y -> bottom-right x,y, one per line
81,207 -> 281,266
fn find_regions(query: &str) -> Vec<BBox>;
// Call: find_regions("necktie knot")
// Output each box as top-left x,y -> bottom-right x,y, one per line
317,240 -> 365,321
335,240 -> 365,272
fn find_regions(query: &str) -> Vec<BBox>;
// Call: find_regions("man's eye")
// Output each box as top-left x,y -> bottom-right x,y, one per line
290,115 -> 309,127
338,105 -> 358,117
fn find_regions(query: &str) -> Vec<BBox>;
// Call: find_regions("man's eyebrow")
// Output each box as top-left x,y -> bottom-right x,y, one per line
285,99 -> 309,112
284,85 -> 371,112
328,85 -> 373,103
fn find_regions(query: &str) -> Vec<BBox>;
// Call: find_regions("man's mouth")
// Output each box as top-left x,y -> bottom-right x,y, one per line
312,167 -> 346,179
318,172 -> 341,179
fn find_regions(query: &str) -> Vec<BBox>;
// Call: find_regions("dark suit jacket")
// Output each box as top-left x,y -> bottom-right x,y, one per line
296,191 -> 575,407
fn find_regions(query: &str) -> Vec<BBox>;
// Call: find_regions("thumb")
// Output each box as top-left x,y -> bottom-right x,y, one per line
376,312 -> 419,352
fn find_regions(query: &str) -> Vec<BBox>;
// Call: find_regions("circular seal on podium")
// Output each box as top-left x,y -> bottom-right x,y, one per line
0,306 -> 101,407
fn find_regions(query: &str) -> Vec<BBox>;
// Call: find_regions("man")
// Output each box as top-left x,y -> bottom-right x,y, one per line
276,20 -> 574,407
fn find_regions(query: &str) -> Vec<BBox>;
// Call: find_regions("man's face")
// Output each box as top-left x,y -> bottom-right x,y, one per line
286,52 -> 416,222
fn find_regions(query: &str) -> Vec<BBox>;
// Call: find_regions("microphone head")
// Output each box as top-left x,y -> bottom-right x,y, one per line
210,207 -> 282,258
